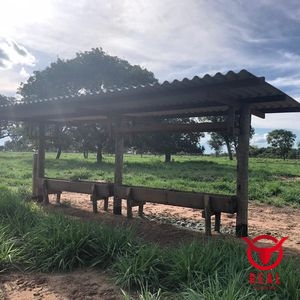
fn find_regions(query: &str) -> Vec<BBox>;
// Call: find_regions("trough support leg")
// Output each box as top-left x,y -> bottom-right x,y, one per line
103,197 -> 109,211
91,185 -> 98,213
127,199 -> 133,218
204,195 -> 212,236
214,212 -> 221,232
126,188 -> 133,218
236,104 -> 251,237
56,192 -> 61,204
138,205 -> 144,217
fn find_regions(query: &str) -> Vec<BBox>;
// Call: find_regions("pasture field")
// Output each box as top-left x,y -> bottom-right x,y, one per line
1,151 -> 299,207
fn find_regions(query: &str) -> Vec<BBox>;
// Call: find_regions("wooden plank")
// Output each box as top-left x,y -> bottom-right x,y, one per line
116,122 -> 229,134
38,179 -> 236,214
45,179 -> 113,197
114,185 -> 236,213
236,104 -> 251,237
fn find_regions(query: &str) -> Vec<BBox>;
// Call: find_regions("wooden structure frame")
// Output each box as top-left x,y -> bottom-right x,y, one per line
1,69 -> 299,237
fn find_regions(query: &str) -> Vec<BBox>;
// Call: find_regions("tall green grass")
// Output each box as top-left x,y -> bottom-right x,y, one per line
115,240 -> 300,299
0,188 -> 135,272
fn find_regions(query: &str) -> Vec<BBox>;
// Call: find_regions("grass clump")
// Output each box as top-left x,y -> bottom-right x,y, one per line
22,214 -> 135,272
0,225 -> 23,272
0,188 -> 135,272
114,244 -> 165,290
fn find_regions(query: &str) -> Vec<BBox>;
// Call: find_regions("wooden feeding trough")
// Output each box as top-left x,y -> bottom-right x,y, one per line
1,69 -> 300,236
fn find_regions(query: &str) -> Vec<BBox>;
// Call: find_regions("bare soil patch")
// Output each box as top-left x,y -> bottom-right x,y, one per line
0,269 -> 122,300
2,192 -> 299,299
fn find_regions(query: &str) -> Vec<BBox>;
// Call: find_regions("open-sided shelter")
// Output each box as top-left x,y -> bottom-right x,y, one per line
1,69 -> 299,237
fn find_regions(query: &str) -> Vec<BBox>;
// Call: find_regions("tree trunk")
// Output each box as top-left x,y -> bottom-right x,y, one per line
55,146 -> 62,159
224,137 -> 233,160
83,149 -> 88,159
96,145 -> 103,163
165,153 -> 171,163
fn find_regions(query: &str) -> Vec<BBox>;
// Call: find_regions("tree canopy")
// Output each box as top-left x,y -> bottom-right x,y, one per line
267,129 -> 296,160
19,48 -> 157,98
18,48 -> 157,160
132,118 -> 205,162
206,116 -> 254,160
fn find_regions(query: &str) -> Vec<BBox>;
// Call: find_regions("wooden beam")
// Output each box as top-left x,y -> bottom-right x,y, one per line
251,110 -> 265,119
45,179 -> 113,197
236,104 -> 251,237
116,122 -> 229,134
113,119 -> 124,215
114,185 -> 237,213
124,106 -> 228,118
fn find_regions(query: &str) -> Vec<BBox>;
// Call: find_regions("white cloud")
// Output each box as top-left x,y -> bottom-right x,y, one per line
0,0 -> 299,133
250,133 -> 268,146
19,67 -> 30,79
252,113 -> 300,131
0,38 -> 36,69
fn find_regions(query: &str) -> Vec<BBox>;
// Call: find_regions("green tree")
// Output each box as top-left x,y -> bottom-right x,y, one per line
0,95 -> 14,140
267,129 -> 296,160
206,116 -> 254,160
208,132 -> 224,156
18,48 -> 157,161
132,118 -> 205,162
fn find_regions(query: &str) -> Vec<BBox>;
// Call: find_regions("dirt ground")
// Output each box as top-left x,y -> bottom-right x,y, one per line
1,192 -> 299,299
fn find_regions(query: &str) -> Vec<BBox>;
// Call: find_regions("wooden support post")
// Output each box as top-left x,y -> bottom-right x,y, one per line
32,152 -> 38,199
103,197 -> 109,211
236,104 -> 251,237
91,184 -> 98,213
214,212 -> 221,232
37,123 -> 46,202
204,195 -> 212,236
42,179 -> 49,205
138,204 -> 144,217
113,119 -> 124,215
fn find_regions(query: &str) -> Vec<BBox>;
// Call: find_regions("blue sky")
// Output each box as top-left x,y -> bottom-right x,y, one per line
0,0 -> 300,150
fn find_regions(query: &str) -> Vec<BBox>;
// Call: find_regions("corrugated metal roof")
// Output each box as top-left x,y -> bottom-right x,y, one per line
0,69 -> 299,122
